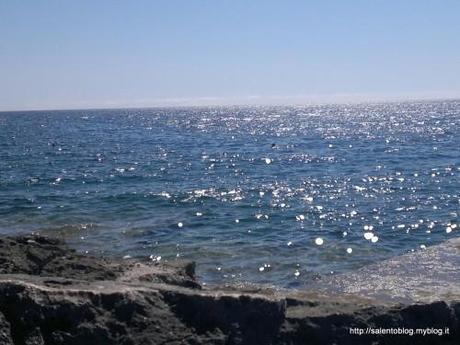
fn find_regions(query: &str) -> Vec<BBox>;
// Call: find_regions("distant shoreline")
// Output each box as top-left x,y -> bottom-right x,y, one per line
1,96 -> 459,113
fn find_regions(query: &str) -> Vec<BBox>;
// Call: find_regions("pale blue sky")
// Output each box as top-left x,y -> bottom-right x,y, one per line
0,0 -> 459,110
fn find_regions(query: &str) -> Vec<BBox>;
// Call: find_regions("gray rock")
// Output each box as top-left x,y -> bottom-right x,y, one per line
0,312 -> 13,345
0,235 -> 459,344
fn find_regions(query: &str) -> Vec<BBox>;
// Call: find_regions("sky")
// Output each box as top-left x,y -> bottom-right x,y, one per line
0,0 -> 459,111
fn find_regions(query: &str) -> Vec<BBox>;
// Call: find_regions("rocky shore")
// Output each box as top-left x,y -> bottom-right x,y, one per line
0,235 -> 459,345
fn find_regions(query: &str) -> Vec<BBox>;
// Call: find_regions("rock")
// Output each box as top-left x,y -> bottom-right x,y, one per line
0,235 -> 199,288
0,234 -> 459,344
0,312 -> 13,345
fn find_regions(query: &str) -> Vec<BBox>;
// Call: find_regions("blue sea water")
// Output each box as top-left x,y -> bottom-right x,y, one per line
0,101 -> 459,288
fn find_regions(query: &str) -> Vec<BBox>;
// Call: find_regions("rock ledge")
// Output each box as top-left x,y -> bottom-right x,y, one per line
0,235 -> 459,344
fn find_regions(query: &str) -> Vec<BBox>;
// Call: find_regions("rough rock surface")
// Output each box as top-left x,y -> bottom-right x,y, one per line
0,235 -> 459,344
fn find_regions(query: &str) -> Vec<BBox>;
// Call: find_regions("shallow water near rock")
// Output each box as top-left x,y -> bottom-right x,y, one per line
0,101 -> 459,287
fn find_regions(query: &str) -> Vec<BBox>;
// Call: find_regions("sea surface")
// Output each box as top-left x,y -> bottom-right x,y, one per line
0,101 -> 459,288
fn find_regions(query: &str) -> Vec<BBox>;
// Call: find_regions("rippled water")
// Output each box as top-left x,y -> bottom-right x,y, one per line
0,101 -> 459,287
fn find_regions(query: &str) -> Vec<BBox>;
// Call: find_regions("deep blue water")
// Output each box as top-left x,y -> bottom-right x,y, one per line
0,101 -> 459,287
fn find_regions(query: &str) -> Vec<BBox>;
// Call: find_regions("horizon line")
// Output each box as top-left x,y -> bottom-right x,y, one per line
1,93 -> 459,113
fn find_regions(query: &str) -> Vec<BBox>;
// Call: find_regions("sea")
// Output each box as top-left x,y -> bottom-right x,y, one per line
0,101 -> 459,288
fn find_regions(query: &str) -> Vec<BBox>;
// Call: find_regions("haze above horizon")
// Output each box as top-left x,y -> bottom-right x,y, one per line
1,0 -> 459,111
